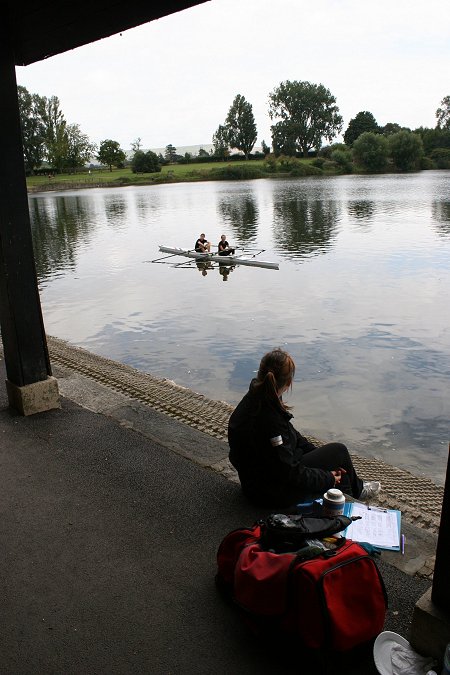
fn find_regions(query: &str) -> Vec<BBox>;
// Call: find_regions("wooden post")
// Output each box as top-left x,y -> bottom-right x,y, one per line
431,444 -> 450,611
0,14 -> 59,413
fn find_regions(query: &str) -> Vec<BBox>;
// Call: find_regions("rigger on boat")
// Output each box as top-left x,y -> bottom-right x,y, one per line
157,246 -> 279,270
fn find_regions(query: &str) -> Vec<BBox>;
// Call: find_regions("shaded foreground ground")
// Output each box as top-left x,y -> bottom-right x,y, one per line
0,352 -> 433,674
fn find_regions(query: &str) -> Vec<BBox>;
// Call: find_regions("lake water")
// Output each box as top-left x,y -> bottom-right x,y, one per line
29,172 -> 450,485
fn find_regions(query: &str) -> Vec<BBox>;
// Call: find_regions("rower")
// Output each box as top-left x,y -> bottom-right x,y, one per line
218,234 -> 235,256
195,233 -> 211,253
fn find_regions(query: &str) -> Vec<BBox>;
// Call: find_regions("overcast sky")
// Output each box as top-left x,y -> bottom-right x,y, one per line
16,0 -> 450,152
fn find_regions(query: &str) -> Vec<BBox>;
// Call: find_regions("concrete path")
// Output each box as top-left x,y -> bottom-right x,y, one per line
0,349 -> 435,674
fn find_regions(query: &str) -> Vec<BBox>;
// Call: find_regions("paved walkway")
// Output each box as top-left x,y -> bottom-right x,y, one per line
0,343 -> 438,674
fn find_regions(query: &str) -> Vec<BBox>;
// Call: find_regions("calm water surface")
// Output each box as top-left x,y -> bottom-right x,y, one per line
29,172 -> 450,484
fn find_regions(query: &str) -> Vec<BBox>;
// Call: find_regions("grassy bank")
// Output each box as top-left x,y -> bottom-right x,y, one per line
26,160 -> 261,191
26,157 -> 322,192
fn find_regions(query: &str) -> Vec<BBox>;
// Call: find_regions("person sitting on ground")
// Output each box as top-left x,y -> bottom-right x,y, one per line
218,234 -> 235,256
228,348 -> 381,507
195,233 -> 211,253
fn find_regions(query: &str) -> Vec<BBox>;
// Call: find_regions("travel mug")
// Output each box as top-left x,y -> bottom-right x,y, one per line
323,488 -> 345,517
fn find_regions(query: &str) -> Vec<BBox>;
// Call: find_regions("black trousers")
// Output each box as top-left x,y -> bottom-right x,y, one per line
301,442 -> 363,498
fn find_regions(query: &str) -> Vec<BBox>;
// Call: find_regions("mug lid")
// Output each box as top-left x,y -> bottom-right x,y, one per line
325,488 -> 344,501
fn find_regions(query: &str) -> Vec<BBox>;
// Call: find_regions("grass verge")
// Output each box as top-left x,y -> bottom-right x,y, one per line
26,157 -> 328,193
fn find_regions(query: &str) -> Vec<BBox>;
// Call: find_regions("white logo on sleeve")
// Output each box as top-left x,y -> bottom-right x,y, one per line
270,435 -> 283,447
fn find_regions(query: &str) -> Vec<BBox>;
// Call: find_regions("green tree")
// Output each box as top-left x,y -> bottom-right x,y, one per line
271,124 -> 297,157
131,149 -> 161,173
388,130 -> 424,171
330,147 -> 353,172
47,122 -> 68,173
380,122 -> 404,136
320,142 -> 347,159
344,111 -> 379,146
38,95 -> 68,172
97,139 -> 126,171
165,144 -> 178,162
261,139 -> 270,156
17,85 -> 46,174
131,137 -> 142,153
65,123 -> 96,171
18,86 -> 95,174
415,126 -> 450,155
212,124 -> 229,159
224,94 -> 257,159
430,148 -> 450,168
198,147 -> 210,157
352,132 -> 389,172
268,80 -> 343,157
436,95 -> 450,129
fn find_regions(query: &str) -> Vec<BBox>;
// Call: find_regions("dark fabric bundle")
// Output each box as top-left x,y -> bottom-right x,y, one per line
259,512 -> 353,552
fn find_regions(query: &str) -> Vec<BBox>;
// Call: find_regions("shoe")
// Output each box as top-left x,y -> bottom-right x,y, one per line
359,480 -> 381,501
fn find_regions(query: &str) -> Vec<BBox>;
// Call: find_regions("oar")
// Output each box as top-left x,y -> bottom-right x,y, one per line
232,247 -> 266,252
143,253 -> 182,263
227,248 -> 267,259
145,247 -> 202,263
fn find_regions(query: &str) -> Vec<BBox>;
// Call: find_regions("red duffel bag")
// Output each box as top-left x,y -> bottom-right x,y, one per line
216,519 -> 387,652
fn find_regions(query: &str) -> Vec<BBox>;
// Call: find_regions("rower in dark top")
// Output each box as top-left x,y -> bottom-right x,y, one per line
218,234 -> 235,256
195,233 -> 211,253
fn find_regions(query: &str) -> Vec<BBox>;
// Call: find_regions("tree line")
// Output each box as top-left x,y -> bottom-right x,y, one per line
18,86 -> 131,175
17,82 -> 450,176
18,87 -> 97,174
211,84 -> 450,173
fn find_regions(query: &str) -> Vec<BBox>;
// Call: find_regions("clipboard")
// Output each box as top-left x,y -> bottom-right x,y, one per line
343,502 -> 402,551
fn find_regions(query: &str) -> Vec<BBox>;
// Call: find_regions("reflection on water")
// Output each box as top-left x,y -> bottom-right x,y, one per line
135,192 -> 162,223
217,190 -> 259,244
30,194 -> 95,282
195,261 -> 236,281
28,172 -> 450,484
196,261 -> 213,277
347,200 -> 375,222
219,265 -> 235,282
432,200 -> 450,235
104,194 -> 129,228
272,189 -> 340,257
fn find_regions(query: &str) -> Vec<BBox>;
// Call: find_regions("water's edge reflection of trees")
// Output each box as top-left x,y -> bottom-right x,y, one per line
30,178 -> 450,280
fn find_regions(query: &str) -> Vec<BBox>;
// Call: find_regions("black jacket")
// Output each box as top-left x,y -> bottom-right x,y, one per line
228,382 -> 335,506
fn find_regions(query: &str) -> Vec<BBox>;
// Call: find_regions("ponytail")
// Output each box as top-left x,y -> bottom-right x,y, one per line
260,370 -> 280,407
252,348 -> 295,411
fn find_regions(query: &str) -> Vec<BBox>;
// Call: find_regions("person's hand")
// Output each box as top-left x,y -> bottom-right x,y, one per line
331,470 -> 341,484
331,469 -> 344,485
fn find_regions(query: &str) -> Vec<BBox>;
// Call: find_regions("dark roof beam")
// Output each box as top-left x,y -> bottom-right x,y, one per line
9,1 -> 209,66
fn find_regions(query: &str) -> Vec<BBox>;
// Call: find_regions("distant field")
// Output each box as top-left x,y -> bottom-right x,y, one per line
26,159 -> 272,190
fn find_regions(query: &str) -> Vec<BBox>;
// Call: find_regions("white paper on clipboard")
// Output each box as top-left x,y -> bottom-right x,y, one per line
344,502 -> 400,549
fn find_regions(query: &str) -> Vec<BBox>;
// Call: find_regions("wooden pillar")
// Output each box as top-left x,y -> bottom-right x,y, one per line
432,444 -> 450,610
0,15 -> 59,414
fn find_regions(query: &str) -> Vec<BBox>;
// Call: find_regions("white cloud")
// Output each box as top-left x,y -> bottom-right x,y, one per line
16,0 -> 450,150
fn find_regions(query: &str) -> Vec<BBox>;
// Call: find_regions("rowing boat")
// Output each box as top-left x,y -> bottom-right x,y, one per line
158,246 -> 279,270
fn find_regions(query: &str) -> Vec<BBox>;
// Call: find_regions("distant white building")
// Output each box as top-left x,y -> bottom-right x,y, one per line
150,144 -> 215,156
125,143 -> 265,160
